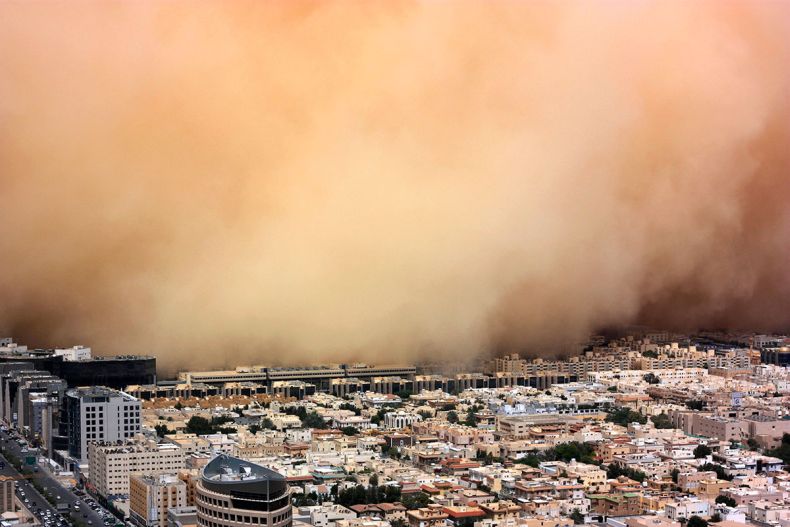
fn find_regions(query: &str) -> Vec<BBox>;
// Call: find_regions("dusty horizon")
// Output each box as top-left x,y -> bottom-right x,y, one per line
1,1 -> 789,373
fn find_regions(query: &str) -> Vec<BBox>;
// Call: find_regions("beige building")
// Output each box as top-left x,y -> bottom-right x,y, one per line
407,506 -> 449,527
130,474 -> 188,527
167,506 -> 197,527
0,476 -> 16,513
693,416 -> 748,442
89,440 -> 186,497
746,416 -> 790,448
565,460 -> 609,493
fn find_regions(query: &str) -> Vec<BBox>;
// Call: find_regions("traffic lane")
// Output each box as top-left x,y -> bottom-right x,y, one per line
0,453 -> 61,522
0,432 -> 108,526
1,433 -> 111,526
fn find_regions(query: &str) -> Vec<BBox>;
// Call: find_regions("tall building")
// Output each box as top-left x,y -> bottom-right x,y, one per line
195,454 -> 291,527
130,474 -> 188,527
0,475 -> 16,513
1,369 -> 64,427
65,386 -> 141,461
88,440 -> 186,498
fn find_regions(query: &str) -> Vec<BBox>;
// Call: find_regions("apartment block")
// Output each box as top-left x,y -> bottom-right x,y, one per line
88,440 -> 186,497
130,474 -> 188,527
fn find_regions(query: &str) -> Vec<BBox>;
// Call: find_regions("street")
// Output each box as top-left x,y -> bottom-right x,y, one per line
0,429 -> 120,527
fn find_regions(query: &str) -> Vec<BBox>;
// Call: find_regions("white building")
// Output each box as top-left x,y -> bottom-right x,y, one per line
53,345 -> 92,361
0,338 -> 27,354
665,499 -> 710,521
384,411 -> 422,430
307,504 -> 356,527
332,415 -> 373,430
88,440 -> 186,497
65,386 -> 142,461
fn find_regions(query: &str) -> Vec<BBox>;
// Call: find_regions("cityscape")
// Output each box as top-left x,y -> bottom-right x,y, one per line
0,332 -> 787,527
2,2 -> 790,527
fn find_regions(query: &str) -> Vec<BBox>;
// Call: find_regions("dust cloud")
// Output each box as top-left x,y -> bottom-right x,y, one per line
1,1 -> 789,373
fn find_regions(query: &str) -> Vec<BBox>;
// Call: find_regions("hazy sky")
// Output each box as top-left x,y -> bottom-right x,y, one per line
1,1 -> 789,372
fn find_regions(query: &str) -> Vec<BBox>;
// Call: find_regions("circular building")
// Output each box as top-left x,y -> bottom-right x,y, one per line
196,454 -> 291,527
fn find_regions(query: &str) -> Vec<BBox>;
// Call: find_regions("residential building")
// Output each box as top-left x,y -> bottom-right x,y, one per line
130,474 -> 188,527
665,499 -> 710,521
88,440 -> 186,497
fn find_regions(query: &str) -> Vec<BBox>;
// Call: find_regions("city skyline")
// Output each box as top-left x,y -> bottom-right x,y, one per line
2,2 -> 790,371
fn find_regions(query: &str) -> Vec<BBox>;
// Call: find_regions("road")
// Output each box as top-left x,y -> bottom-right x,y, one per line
0,430 -> 119,527
0,450 -> 64,526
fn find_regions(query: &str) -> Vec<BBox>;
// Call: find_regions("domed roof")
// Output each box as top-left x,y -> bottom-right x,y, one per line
201,454 -> 287,499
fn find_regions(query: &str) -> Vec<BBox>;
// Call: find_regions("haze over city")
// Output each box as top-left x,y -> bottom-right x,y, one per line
1,1 -> 790,372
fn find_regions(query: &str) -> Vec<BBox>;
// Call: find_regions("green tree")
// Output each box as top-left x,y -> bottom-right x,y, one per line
550,442 -> 597,464
651,413 -> 674,429
302,411 -> 327,429
686,516 -> 708,527
401,492 -> 430,510
699,463 -> 733,481
248,424 -> 261,435
570,509 -> 585,525
643,373 -> 661,384
686,400 -> 705,411
341,426 -> 359,436
515,454 -> 541,468
606,407 -> 647,426
261,417 -> 276,430
185,416 -> 213,435
447,411 -> 459,424
339,402 -> 361,416
715,495 -> 736,507
694,445 -> 712,458
464,409 -> 479,427
607,464 -> 647,483
154,424 -> 169,438
766,433 -> 790,465
383,485 -> 402,503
